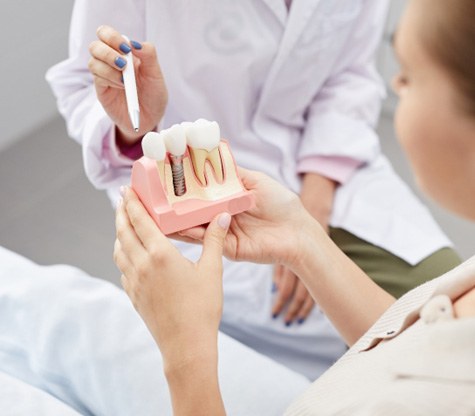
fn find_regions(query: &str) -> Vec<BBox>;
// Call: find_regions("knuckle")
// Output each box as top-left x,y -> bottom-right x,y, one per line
87,57 -> 96,71
295,293 -> 307,304
280,287 -> 292,299
148,245 -> 161,261
115,227 -> 125,241
96,24 -> 111,40
106,49 -> 118,64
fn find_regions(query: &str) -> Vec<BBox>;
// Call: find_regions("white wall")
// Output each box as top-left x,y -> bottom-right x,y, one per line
378,0 -> 408,114
0,0 -> 74,152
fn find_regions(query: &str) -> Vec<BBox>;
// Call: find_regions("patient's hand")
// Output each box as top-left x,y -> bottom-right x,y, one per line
114,187 -> 230,372
179,168 -> 318,270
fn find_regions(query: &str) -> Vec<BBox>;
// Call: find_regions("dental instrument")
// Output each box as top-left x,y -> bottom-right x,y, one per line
122,35 -> 140,132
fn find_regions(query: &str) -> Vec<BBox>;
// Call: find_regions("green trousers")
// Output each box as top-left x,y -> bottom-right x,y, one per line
330,227 -> 462,299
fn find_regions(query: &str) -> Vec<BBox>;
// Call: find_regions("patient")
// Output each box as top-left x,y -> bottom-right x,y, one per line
0,0 -> 473,414
114,0 -> 475,414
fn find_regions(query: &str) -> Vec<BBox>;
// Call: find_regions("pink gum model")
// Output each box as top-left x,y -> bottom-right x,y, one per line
131,140 -> 254,235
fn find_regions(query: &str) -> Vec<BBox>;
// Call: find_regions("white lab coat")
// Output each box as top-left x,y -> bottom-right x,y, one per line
47,0 -> 451,379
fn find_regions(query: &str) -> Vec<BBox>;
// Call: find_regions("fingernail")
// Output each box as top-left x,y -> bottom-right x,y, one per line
272,313 -> 279,319
120,186 -> 127,197
297,318 -> 305,325
116,197 -> 123,208
271,283 -> 277,293
285,321 -> 292,327
115,56 -> 127,68
218,212 -> 231,230
130,40 -> 142,50
119,42 -> 132,54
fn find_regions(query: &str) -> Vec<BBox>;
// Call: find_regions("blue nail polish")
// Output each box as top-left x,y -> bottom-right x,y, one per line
285,321 -> 292,327
297,318 -> 305,325
119,43 -> 132,54
115,56 -> 127,68
130,40 -> 142,50
271,283 -> 277,293
272,313 -> 279,319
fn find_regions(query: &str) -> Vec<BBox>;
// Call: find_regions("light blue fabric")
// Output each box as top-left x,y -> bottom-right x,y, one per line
0,246 -> 310,415
0,370 -> 82,416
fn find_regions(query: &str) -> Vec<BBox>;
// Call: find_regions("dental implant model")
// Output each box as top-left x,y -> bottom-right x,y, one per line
131,119 -> 254,235
186,119 -> 224,185
163,124 -> 187,196
141,131 -> 166,182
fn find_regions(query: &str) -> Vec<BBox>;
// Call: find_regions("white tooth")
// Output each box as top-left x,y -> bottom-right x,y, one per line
141,132 -> 166,161
186,119 -> 220,151
186,119 -> 223,185
163,124 -> 187,156
180,121 -> 194,135
141,131 -> 166,185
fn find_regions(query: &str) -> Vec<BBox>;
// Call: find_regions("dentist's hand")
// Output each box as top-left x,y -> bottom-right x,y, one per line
179,168 -> 316,270
88,25 -> 168,146
114,187 -> 230,372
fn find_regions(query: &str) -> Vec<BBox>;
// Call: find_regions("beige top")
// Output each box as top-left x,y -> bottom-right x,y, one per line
286,257 -> 475,415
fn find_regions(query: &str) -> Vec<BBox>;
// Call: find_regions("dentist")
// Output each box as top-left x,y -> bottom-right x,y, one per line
47,0 -> 459,379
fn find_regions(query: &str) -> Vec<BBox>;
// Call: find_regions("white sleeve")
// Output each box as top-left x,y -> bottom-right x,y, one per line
46,0 -> 146,191
298,0 -> 390,176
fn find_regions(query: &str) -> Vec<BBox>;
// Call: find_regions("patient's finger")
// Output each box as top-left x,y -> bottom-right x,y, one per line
113,239 -> 135,278
115,199 -> 147,260
123,187 -> 169,251
177,225 -> 207,242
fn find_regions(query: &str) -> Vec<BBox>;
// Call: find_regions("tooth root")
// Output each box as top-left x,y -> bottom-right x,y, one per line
207,148 -> 224,183
156,160 -> 166,187
189,148 -> 208,185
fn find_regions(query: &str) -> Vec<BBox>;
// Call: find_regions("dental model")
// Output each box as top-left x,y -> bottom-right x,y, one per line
163,124 -> 187,196
131,119 -> 254,235
186,119 -> 224,185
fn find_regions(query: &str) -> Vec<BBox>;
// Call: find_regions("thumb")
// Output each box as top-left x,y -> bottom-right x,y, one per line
200,213 -> 231,267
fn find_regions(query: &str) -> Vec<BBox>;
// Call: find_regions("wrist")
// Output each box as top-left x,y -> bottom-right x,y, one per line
161,331 -> 219,378
285,213 -> 326,277
164,348 -> 225,416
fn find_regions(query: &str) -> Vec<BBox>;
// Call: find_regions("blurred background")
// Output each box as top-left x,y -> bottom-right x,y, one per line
1,1 -> 473,286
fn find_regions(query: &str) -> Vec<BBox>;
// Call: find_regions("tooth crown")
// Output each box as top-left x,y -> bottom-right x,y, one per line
186,119 -> 221,151
141,131 -> 166,161
163,124 -> 187,156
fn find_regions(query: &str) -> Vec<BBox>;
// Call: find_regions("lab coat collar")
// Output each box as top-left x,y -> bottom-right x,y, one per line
254,0 -> 322,122
259,0 -> 287,26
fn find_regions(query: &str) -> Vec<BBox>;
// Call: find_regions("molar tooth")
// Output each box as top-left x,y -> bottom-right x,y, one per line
186,119 -> 223,185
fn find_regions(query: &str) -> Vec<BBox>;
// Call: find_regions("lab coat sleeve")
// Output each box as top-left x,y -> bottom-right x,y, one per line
297,0 -> 390,185
46,0 -> 146,191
